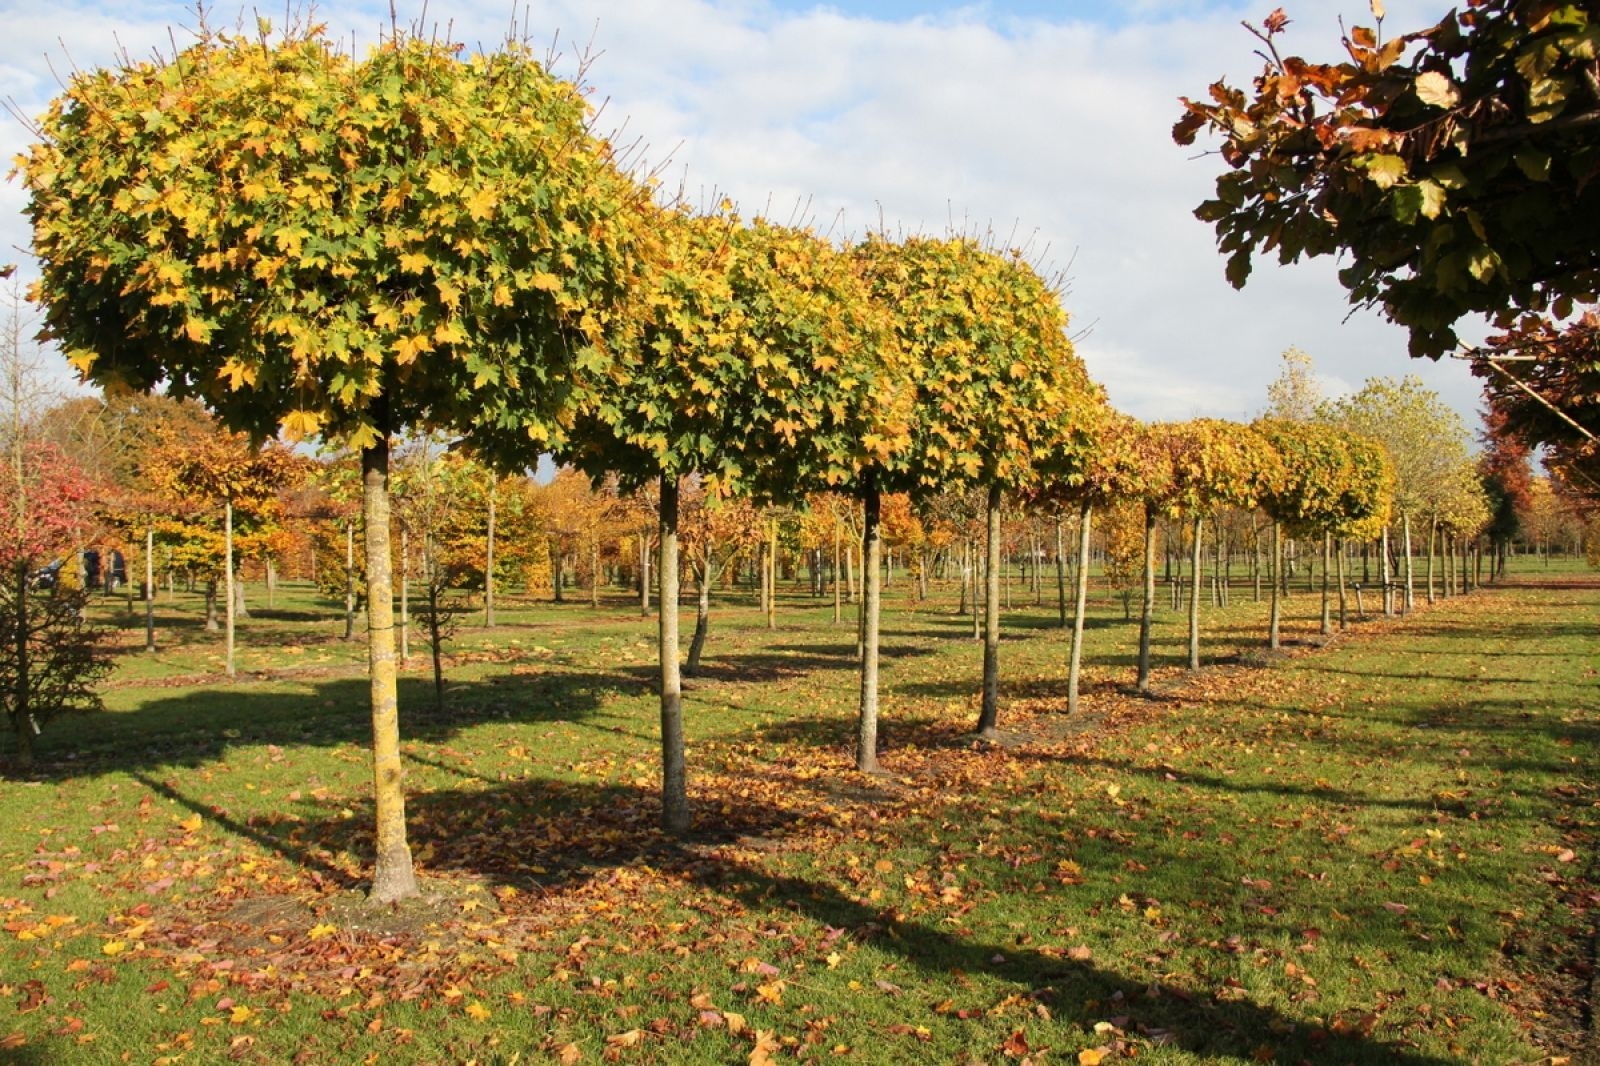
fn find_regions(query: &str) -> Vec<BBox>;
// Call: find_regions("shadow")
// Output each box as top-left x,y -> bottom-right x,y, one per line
0,667 -> 628,782
185,773 -> 1461,1065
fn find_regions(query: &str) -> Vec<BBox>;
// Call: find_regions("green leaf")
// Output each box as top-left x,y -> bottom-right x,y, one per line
1514,146 -> 1552,182
1363,154 -> 1408,189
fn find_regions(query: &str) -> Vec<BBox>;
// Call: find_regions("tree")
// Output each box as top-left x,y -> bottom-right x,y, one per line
1030,411 -> 1145,714
1264,346 -> 1324,423
1476,311 -> 1600,513
141,425 -> 301,674
1255,419 -> 1391,647
1175,4 -> 1600,360
21,26 -> 652,901
1321,376 -> 1471,612
857,235 -> 1104,746
0,293 -> 105,766
561,210 -> 908,823
1166,420 -> 1283,669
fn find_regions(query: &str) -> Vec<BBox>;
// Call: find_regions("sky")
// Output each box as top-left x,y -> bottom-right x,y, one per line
0,0 -> 1487,431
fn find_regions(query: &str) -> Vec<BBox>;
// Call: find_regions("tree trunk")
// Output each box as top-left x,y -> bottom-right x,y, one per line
1136,509 -> 1157,694
591,537 -> 601,608
362,434 -> 418,904
1187,515 -> 1203,671
232,561 -> 248,620
976,484 -> 1003,738
144,527 -> 156,653
224,500 -> 236,679
658,475 -> 689,833
10,564 -> 34,769
1268,519 -> 1282,651
1067,502 -> 1093,715
832,518 -> 842,625
484,488 -> 496,627
344,520 -> 356,642
640,532 -> 651,616
1402,513 -> 1415,613
1337,538 -> 1348,629
204,579 -> 219,632
266,557 -> 276,610
1055,514 -> 1068,628
1380,527 -> 1393,616
686,549 -> 712,676
1426,517 -> 1437,605
1320,532 -> 1331,636
856,472 -> 884,773
399,527 -> 410,666
766,518 -> 778,630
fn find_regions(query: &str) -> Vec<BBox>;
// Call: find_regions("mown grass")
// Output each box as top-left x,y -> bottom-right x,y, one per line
1,562 -> 1595,1064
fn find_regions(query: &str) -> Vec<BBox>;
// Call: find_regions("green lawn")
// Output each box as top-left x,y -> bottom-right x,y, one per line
1,564 -> 1595,1064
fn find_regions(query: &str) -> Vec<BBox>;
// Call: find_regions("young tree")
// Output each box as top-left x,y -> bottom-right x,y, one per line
1166,420 -> 1283,669
559,210 -> 909,822
21,26 -> 652,901
1176,4 -> 1600,360
0,294 -> 105,766
857,235 -> 1104,745
1030,412 -> 1145,713
1322,377 -> 1472,612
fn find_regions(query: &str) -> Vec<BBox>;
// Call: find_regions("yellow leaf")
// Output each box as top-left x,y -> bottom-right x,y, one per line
307,923 -> 337,941
557,1043 -> 583,1065
101,941 -> 127,957
178,814 -> 202,833
1079,1049 -> 1107,1066
464,187 -> 498,221
398,252 -> 430,274
280,409 -> 323,443
425,170 -> 457,196
185,319 -> 214,345
219,358 -> 256,390
229,1005 -> 254,1025
464,1001 -> 491,1022
394,334 -> 434,365
529,271 -> 562,293
724,1011 -> 748,1036
604,1029 -> 642,1048
755,980 -> 785,1005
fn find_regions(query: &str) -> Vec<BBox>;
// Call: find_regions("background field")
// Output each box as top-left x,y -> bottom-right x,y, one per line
2,564 -> 1596,1065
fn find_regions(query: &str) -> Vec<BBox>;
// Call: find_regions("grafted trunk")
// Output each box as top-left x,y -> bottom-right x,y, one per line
362,433 -> 418,904
686,549 -> 712,676
658,476 -> 689,833
1187,515 -> 1203,671
1067,502 -> 1093,715
1320,532 -> 1331,636
1055,515 -> 1068,629
856,472 -> 884,773
976,484 -> 1003,737
1268,520 -> 1282,650
1136,508 -> 1157,694
1402,513 -> 1415,614
144,527 -> 156,653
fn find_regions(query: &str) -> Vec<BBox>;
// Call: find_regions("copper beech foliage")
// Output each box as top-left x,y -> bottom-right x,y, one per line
1175,2 -> 1600,359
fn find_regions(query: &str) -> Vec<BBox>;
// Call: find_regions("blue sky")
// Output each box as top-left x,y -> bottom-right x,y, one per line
1,0 -> 1485,426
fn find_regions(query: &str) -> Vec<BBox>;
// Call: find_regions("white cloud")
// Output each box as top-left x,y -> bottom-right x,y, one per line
0,0 -> 1488,429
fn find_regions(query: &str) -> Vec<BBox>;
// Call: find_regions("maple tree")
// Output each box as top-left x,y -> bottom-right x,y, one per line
20,24 -> 652,900
1166,419 -> 1283,669
1030,411 -> 1145,713
1176,3 -> 1600,359
562,209 -> 907,820
1255,419 -> 1392,647
857,235 -> 1104,744
1322,376 -> 1471,612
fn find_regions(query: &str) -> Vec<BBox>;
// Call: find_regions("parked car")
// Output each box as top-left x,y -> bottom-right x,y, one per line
28,559 -> 63,591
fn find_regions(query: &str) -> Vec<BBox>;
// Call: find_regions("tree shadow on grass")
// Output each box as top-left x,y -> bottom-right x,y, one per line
1,667 -> 633,782
165,771 -> 1461,1066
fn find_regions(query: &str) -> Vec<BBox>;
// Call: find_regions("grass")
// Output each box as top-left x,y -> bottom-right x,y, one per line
1,562 -> 1595,1064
